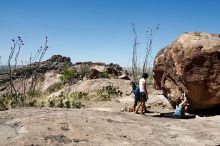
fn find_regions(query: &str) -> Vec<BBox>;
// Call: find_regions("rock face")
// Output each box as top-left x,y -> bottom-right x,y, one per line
0,55 -> 72,84
153,32 -> 220,111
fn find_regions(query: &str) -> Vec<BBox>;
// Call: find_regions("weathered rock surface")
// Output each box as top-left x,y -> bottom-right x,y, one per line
153,32 -> 220,111
86,68 -> 100,79
0,55 -> 72,84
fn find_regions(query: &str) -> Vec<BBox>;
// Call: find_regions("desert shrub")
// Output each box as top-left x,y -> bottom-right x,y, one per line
96,85 -> 123,101
72,101 -> 84,108
60,66 -> 77,84
47,96 -> 64,108
69,91 -> 89,100
99,72 -> 110,78
45,91 -> 87,108
46,82 -> 62,94
65,100 -> 71,108
49,99 -> 55,107
0,92 -> 25,110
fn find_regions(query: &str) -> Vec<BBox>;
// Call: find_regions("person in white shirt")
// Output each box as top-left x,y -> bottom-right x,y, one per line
136,73 -> 149,115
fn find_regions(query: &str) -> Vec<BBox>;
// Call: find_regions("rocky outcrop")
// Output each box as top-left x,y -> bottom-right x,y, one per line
72,62 -> 125,79
153,32 -> 220,111
86,68 -> 100,79
0,55 -> 72,84
118,74 -> 130,80
105,67 -> 122,77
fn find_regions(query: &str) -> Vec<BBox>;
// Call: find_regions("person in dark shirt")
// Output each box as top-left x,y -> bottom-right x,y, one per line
126,81 -> 140,113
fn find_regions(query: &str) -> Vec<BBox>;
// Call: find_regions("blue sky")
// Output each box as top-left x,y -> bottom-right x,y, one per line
0,0 -> 220,67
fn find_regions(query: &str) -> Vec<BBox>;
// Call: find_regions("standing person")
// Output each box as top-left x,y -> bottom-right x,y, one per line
136,73 -> 149,115
126,81 -> 140,113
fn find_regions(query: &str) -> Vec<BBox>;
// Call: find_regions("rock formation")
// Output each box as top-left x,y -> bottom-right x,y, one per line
153,32 -> 220,111
0,55 -> 72,84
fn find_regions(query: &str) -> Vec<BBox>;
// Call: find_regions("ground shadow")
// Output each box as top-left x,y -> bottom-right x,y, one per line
193,106 -> 220,117
152,112 -> 196,119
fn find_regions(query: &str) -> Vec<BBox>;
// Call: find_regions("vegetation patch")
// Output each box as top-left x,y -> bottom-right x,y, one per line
27,90 -> 42,98
46,91 -> 89,108
45,82 -> 63,94
99,72 -> 110,78
95,85 -> 123,101
0,92 -> 25,110
60,66 -> 77,84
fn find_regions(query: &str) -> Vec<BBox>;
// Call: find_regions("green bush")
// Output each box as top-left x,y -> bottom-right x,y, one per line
59,67 -> 77,84
99,72 -> 110,78
65,100 -> 71,108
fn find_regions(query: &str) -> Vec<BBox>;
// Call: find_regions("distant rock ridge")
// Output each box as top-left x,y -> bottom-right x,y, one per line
73,62 -> 123,71
0,55 -> 129,84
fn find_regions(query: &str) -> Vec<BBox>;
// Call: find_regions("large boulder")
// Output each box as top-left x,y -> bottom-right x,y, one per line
153,32 -> 220,111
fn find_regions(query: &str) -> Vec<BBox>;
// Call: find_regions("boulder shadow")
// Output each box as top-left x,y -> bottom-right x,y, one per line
152,112 -> 196,119
193,105 -> 220,117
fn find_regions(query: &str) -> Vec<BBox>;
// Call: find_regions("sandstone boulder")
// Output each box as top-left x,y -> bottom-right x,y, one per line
153,32 -> 220,111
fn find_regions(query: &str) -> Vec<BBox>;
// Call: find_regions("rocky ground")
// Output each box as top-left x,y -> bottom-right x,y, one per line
0,94 -> 220,146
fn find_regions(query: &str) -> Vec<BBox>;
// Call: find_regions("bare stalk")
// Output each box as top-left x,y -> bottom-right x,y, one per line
29,37 -> 48,98
142,24 -> 159,74
131,23 -> 139,83
7,37 -> 24,95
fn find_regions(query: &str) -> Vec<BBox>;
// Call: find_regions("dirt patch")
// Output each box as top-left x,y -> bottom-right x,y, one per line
0,124 -> 17,145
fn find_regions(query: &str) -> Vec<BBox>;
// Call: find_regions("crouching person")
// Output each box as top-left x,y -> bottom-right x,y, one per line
174,93 -> 189,117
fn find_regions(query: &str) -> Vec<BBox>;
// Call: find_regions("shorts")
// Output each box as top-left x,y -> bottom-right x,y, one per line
140,92 -> 148,102
134,95 -> 140,106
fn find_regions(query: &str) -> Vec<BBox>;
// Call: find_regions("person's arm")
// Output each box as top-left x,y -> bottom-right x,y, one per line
144,80 -> 148,96
126,90 -> 132,96
180,93 -> 187,106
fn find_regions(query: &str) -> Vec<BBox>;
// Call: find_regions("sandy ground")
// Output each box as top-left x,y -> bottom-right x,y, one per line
0,95 -> 220,146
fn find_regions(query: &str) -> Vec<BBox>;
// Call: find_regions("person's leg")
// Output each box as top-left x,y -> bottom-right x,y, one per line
140,103 -> 144,115
140,93 -> 147,114
133,96 -> 138,113
136,102 -> 141,114
143,102 -> 146,113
